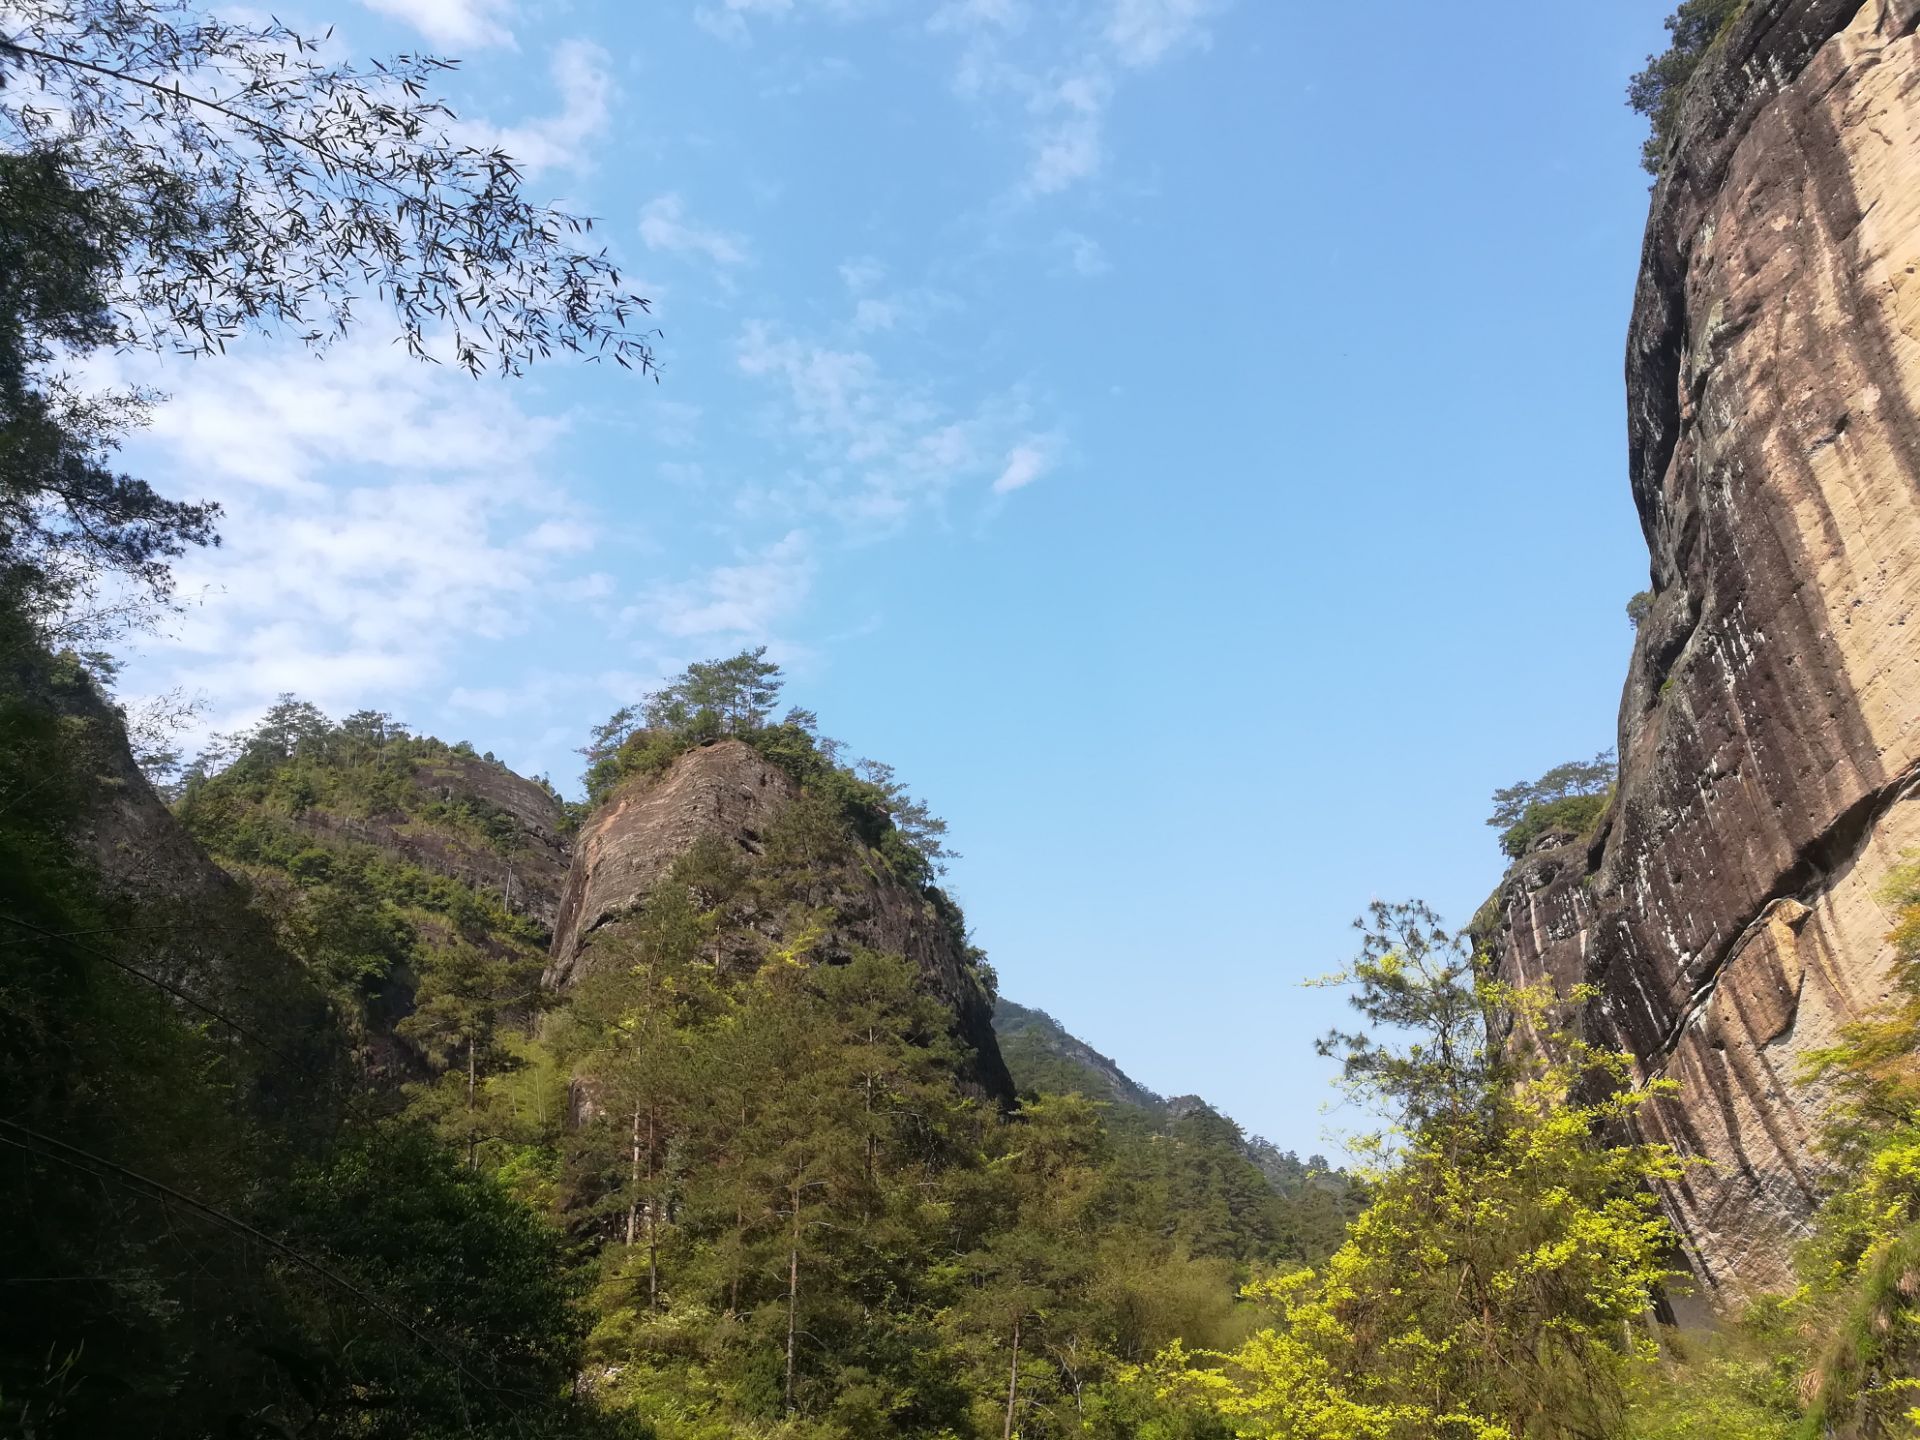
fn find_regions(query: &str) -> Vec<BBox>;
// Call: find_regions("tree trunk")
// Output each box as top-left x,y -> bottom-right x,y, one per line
729,1195 -> 743,1316
1003,1316 -> 1021,1440
729,1102 -> 748,1316
466,1035 -> 478,1170
785,1182 -> 801,1414
647,1108 -> 659,1311
626,1105 -> 642,1248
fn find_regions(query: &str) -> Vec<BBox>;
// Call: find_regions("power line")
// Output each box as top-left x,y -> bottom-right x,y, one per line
0,1117 -> 510,1414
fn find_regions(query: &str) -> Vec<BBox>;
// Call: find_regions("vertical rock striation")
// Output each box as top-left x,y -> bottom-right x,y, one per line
1485,0 -> 1920,1300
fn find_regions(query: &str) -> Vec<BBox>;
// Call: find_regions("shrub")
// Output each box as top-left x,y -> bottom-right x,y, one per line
1499,791 -> 1609,859
1628,0 -> 1747,175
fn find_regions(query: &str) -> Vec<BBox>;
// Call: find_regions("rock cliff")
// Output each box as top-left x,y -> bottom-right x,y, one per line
19,663 -> 338,1114
1484,0 -> 1920,1301
314,750 -> 570,931
547,738 -> 1014,1101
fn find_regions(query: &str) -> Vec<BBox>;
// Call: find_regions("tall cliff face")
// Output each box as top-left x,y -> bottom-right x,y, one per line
12,660 -> 338,1112
1486,0 -> 1920,1301
546,738 -> 1015,1101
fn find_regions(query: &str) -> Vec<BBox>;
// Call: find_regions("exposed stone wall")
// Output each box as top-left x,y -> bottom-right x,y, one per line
1487,0 -> 1920,1300
546,739 -> 1014,1101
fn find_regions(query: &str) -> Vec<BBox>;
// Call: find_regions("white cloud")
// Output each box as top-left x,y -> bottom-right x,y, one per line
1106,0 -> 1217,67
557,572 -> 618,601
106,335 -> 587,737
694,0 -> 794,43
1056,229 -> 1112,277
1025,72 -> 1108,195
836,257 -> 955,334
733,319 -> 1044,531
926,0 -> 1229,198
640,194 -> 751,268
839,256 -> 887,293
993,443 -> 1051,494
359,0 -> 517,50
466,39 -> 614,175
447,684 -> 524,716
640,531 -> 814,641
527,518 -> 598,553
930,0 -> 1024,32
852,297 -> 900,333
682,0 -> 1222,197
695,0 -> 887,42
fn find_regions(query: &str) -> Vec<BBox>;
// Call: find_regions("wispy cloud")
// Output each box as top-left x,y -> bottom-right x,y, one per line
637,531 -> 815,642
1106,0 -> 1218,67
465,39 -> 615,175
359,0 -> 517,50
103,336 -> 587,739
838,256 -> 956,334
640,194 -> 752,268
992,443 -> 1052,494
684,0 -> 1223,198
1025,72 -> 1108,195
929,0 -> 1024,32
1055,229 -> 1112,277
734,313 -> 1053,526
925,0 -> 1225,197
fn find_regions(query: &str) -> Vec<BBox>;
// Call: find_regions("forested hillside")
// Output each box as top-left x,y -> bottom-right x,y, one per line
14,1 -> 1920,1438
993,998 -> 1359,1248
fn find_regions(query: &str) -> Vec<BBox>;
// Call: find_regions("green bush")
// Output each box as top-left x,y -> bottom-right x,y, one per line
1628,0 -> 1747,174
1499,791 -> 1609,859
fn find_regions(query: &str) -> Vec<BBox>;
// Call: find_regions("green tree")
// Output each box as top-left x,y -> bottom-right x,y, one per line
0,150 -> 216,638
1,2 -> 656,377
1487,753 -> 1615,860
1627,0 -> 1747,175
678,646 -> 785,732
248,694 -> 332,762
1314,899 -> 1491,1133
398,935 -> 545,1169
943,1095 -> 1112,1438
1150,908 -> 1686,1440
0,0 -> 658,656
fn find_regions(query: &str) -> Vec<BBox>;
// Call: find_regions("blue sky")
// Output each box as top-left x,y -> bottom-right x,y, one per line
115,0 -> 1677,1158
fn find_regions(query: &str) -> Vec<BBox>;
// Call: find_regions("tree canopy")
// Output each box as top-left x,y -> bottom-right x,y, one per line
1627,0 -> 1747,175
1487,751 -> 1615,859
0,0 -> 657,649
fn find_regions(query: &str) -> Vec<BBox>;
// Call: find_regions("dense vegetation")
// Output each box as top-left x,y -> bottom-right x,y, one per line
0,634 -> 622,1437
1486,751 -> 1615,859
16,1 -> 1920,1437
5,635 -> 1356,1436
1628,0 -> 1747,174
993,998 -> 1361,1260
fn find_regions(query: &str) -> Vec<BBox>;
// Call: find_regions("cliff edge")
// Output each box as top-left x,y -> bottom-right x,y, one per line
1486,0 -> 1920,1300
546,738 -> 1014,1102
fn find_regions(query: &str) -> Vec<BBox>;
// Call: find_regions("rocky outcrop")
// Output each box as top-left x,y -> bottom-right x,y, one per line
547,739 -> 1014,1101
403,752 -> 570,929
1485,0 -> 1920,1301
273,751 -> 570,933
35,669 -> 338,1114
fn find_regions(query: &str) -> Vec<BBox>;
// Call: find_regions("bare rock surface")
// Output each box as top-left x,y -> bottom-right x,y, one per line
547,739 -> 1014,1101
404,752 -> 571,929
1486,0 -> 1920,1300
44,673 -> 337,1111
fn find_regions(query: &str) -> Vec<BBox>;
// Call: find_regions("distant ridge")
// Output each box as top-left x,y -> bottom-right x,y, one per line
992,996 -> 1339,1197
